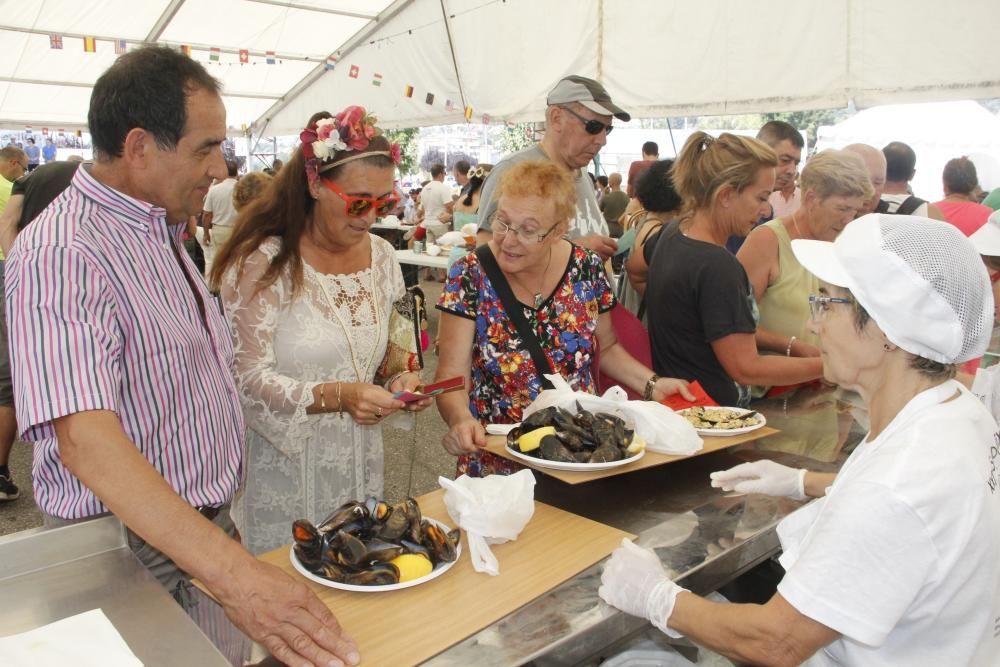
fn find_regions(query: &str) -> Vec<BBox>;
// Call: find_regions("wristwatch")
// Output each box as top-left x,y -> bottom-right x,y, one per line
643,374 -> 660,401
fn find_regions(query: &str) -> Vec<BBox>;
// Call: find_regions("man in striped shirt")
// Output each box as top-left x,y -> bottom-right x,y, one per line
5,47 -> 360,667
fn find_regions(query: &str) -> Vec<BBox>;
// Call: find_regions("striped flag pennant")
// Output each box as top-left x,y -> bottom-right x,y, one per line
83,36 -> 96,53
114,39 -> 126,55
325,55 -> 337,70
239,49 -> 249,64
266,51 -> 275,65
425,92 -> 434,105
372,72 -> 382,87
464,105 -> 473,121
180,45 -> 192,57
348,64 -> 359,79
445,99 -> 455,112
404,84 -> 414,98
209,47 -> 220,62
49,34 -> 63,49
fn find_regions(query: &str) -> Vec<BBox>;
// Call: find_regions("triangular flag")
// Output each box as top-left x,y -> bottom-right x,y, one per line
49,34 -> 63,49
210,47 -> 220,62
325,55 -> 337,70
425,92 -> 435,105
372,72 -> 382,87
464,105 -> 473,121
239,49 -> 249,64
349,64 -> 359,79
404,85 -> 414,98
83,36 -> 96,53
266,51 -> 275,65
114,39 -> 126,55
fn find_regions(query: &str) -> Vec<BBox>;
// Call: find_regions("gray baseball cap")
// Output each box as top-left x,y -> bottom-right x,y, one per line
546,75 -> 631,122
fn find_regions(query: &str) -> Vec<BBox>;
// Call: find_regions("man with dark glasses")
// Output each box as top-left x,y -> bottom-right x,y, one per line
476,75 -> 630,260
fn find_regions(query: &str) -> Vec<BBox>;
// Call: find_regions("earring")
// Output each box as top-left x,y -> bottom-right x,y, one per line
883,343 -> 892,351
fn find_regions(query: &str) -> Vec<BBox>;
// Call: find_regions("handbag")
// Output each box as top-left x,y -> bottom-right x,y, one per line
376,286 -> 427,380
475,245 -> 556,390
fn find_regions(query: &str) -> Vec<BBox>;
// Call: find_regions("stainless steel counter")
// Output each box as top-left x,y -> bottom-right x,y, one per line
426,383 -> 869,666
0,516 -> 231,666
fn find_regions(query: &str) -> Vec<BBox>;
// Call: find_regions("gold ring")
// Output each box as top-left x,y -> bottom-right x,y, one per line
375,407 -> 383,418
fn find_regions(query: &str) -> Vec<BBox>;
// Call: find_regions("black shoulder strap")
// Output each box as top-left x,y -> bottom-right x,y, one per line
875,199 -> 891,214
475,245 -> 555,390
896,195 -> 926,216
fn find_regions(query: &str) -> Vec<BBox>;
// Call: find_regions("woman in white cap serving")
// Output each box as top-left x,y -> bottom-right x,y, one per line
599,213 -> 1000,666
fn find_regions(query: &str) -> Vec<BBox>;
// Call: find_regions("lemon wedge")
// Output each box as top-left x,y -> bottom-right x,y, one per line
626,434 -> 646,456
517,426 -> 556,452
390,553 -> 433,582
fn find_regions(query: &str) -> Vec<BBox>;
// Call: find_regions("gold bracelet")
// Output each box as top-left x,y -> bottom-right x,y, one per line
643,374 -> 660,401
336,382 -> 344,420
319,383 -> 326,410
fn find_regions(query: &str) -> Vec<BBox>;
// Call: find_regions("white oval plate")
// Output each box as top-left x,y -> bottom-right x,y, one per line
504,443 -> 645,471
289,517 -> 461,593
676,407 -> 767,437
486,423 -> 520,436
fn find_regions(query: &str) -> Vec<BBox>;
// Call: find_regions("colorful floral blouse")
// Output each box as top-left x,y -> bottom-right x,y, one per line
437,244 -> 616,476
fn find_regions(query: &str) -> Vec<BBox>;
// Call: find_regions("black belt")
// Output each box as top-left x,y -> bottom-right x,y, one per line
197,505 -> 224,520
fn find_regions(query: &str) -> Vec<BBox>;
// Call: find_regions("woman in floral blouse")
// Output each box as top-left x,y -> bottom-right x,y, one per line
435,160 -> 694,476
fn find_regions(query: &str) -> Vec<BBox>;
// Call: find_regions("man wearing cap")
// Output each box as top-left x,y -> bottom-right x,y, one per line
601,213 -> 1000,666
476,75 -> 628,260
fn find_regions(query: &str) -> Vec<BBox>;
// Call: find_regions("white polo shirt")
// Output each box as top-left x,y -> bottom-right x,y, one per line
777,380 -> 1000,666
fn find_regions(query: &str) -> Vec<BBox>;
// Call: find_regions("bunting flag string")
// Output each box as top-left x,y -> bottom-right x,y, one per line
114,39 -> 127,55
49,34 -> 63,49
83,36 -> 96,53
210,47 -> 220,62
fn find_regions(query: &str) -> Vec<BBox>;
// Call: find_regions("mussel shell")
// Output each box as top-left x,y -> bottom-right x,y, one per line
365,496 -> 391,522
331,530 -> 368,567
421,521 -> 458,564
540,434 -> 577,463
590,442 -> 624,463
318,501 -> 369,534
363,539 -> 405,563
292,519 -> 322,557
344,563 -> 400,586
521,406 -> 560,430
505,426 -> 524,449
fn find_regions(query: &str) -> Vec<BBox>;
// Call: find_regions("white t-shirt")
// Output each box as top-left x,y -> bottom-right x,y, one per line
204,178 -> 238,227
420,179 -> 453,226
777,380 -> 1000,666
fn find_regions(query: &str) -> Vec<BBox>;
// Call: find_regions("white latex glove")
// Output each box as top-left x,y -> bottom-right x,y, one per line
598,539 -> 685,638
709,460 -> 807,500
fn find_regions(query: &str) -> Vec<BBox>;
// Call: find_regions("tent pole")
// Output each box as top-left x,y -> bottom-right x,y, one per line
145,0 -> 187,43
596,0 -> 604,80
438,0 -> 469,116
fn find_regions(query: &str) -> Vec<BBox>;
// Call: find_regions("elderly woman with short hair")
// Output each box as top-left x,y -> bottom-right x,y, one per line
601,214 -> 1000,666
435,160 -> 693,477
738,149 -> 873,360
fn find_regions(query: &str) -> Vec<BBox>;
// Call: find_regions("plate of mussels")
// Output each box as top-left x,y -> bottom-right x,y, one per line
290,497 -> 462,592
676,406 -> 766,436
504,404 -> 646,471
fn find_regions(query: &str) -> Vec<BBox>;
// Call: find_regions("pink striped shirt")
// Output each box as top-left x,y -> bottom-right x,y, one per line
5,166 -> 244,519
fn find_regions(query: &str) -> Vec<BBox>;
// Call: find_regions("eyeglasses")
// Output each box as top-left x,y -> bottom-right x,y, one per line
468,165 -> 491,180
493,216 -> 560,245
808,294 -> 855,320
559,106 -> 613,135
321,179 -> 399,217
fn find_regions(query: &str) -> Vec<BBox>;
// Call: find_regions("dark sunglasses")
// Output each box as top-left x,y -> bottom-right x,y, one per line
559,105 -> 613,135
322,179 -> 399,217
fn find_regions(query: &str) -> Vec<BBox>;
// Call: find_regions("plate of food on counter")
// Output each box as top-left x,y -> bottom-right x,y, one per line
504,405 -> 646,471
676,406 -> 766,436
290,497 -> 462,592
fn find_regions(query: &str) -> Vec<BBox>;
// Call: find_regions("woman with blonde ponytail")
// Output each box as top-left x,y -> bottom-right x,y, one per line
644,132 -> 823,406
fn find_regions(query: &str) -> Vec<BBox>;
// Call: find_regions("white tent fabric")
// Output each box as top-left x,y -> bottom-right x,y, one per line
1,0 -> 999,134
815,101 -> 1000,201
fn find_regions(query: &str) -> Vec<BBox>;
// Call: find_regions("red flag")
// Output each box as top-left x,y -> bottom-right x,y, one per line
239,49 -> 249,64
348,64 -> 359,79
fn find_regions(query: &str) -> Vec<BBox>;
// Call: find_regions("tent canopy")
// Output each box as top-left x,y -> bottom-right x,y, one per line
1,0 -> 998,135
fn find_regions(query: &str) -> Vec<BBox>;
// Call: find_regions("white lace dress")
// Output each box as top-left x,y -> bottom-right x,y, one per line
219,235 -> 405,555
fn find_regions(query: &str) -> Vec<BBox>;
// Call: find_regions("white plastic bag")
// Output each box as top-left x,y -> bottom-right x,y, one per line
971,365 -> 1000,421
522,374 -> 703,456
439,470 -> 536,576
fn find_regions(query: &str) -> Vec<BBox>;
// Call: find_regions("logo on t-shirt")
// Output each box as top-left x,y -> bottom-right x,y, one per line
989,431 -> 999,495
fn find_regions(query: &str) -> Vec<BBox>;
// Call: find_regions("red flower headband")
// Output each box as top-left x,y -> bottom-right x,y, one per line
300,106 -> 401,184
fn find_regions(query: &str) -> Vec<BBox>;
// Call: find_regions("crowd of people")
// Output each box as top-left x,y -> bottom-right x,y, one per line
0,44 -> 998,667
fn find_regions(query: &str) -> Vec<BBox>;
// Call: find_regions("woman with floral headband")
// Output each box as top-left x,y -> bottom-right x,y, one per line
210,107 -> 432,554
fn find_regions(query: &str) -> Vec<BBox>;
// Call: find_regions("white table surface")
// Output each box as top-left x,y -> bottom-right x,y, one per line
395,248 -> 450,269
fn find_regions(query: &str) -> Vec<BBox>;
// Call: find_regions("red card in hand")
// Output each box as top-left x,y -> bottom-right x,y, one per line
659,381 -> 718,410
393,376 -> 465,403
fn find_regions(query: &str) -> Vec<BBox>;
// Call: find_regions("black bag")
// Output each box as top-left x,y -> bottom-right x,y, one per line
475,245 -> 556,390
876,195 -> 926,216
